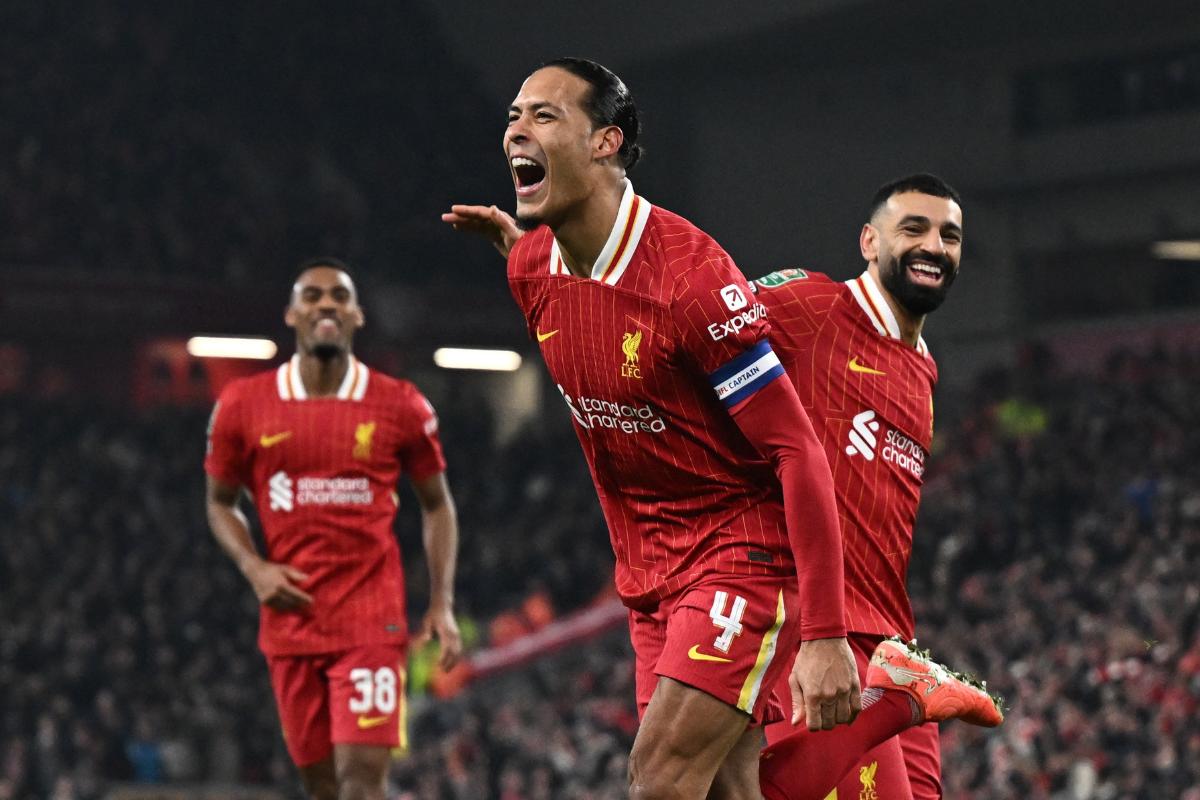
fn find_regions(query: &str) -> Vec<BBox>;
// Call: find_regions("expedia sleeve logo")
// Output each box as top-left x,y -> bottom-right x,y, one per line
720,284 -> 748,311
707,302 -> 768,341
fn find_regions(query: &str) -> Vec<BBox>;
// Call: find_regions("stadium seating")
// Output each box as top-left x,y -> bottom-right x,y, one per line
2,343 -> 1198,798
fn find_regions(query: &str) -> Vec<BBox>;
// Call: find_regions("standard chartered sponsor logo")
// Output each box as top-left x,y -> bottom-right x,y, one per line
845,410 -> 880,460
557,384 -> 666,434
267,470 -> 373,512
269,471 -> 294,512
707,302 -> 768,341
844,410 -> 925,478
882,428 -> 925,478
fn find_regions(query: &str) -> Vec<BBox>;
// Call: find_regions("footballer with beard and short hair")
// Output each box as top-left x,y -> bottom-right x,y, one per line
869,173 -> 962,320
753,174 -> 980,800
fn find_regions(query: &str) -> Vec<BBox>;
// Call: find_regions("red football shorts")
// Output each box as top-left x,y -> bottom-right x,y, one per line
629,573 -> 801,725
266,643 -> 407,767
764,632 -> 942,799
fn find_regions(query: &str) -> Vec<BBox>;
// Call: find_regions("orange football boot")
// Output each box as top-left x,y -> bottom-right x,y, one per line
866,636 -> 1004,727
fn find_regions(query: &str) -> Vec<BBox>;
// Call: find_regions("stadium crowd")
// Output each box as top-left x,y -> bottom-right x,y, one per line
1,342 -> 1197,798
0,2 -> 502,288
0,387 -> 614,799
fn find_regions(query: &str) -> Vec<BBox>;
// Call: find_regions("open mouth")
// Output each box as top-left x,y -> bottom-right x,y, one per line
906,260 -> 946,285
314,318 -> 340,335
511,155 -> 546,198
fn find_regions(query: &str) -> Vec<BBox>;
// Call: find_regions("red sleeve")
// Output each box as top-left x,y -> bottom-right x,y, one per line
506,227 -> 550,341
729,376 -> 846,641
669,245 -> 770,373
398,388 -> 447,482
204,385 -> 249,487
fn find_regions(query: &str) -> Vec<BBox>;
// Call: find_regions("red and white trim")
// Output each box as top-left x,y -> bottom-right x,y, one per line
547,180 -> 651,286
276,355 -> 369,401
847,272 -> 929,355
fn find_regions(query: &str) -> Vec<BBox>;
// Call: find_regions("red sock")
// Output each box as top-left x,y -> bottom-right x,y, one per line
759,691 -> 913,800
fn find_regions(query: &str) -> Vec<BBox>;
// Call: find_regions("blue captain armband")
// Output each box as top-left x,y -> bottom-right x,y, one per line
709,340 -> 785,408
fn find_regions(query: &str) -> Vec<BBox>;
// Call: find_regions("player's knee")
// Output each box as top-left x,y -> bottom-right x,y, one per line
707,761 -> 760,800
628,778 -> 681,800
335,758 -> 387,800
300,775 -> 337,800
628,744 -> 701,799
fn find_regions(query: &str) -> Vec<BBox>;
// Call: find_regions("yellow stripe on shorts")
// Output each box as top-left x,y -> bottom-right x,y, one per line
391,666 -> 409,759
737,590 -> 786,713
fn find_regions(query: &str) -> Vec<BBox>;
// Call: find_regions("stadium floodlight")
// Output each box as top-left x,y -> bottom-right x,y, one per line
1151,240 -> 1200,261
187,336 -> 279,360
433,347 -> 523,371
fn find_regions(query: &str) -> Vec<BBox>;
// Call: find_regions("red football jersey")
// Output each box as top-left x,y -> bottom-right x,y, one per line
507,182 -> 809,613
754,269 -> 937,639
204,356 -> 446,656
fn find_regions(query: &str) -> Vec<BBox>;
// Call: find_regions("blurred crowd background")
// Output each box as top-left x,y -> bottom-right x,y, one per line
3,344 -> 1199,799
2,1 -> 1199,799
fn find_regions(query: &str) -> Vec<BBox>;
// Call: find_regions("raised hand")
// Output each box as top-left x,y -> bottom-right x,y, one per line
441,204 -> 524,259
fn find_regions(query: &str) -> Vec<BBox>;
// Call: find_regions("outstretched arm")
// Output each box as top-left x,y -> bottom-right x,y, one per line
205,475 -> 312,611
411,471 -> 463,671
441,204 -> 524,259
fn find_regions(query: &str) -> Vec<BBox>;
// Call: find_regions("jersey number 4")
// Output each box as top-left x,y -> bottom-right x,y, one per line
709,591 -> 747,654
349,667 -> 398,714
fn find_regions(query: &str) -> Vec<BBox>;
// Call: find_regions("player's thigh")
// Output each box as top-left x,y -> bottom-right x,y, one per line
629,575 -> 801,797
765,631 -> 878,746
333,743 -> 391,792
657,574 -> 801,725
832,734 -> 912,800
629,606 -> 669,721
265,653 -> 335,768
326,644 -> 409,752
707,726 -> 765,800
630,676 -> 751,797
298,758 -> 337,800
899,721 -> 941,800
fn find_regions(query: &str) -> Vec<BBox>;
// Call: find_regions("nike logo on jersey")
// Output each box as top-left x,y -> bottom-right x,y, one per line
536,328 -> 559,343
357,715 -> 390,729
848,357 -> 885,376
687,645 -> 733,664
259,431 -> 293,448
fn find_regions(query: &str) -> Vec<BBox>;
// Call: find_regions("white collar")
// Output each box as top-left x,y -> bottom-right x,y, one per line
548,180 -> 651,285
846,271 -> 929,355
276,355 -> 369,401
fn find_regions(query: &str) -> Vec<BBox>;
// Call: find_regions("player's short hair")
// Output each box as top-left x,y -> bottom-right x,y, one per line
538,57 -> 643,170
291,256 -> 357,300
870,173 -> 962,219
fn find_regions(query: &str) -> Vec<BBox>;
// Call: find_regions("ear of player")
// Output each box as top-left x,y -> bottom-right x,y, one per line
866,636 -> 1004,727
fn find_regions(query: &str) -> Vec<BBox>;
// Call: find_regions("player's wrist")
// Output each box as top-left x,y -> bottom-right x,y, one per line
237,553 -> 266,578
799,627 -> 848,643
